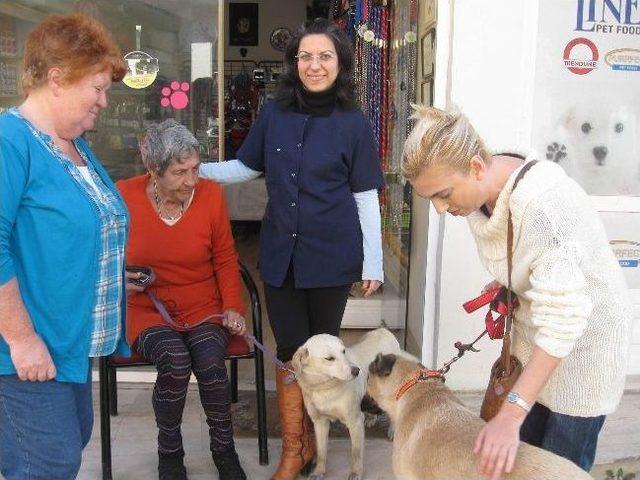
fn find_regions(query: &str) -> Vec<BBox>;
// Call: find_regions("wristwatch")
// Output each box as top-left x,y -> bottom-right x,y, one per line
507,391 -> 532,413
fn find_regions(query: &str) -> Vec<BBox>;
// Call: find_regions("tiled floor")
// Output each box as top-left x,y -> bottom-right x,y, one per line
70,380 -> 640,480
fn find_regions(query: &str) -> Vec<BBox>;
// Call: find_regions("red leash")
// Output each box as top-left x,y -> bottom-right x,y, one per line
396,369 -> 445,400
396,287 -> 519,400
463,287 -> 519,340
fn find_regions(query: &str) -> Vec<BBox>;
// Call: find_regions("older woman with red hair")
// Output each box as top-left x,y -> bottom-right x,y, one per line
0,13 -> 130,479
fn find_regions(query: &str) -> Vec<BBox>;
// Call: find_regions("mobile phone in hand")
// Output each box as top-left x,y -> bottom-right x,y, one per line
125,265 -> 155,288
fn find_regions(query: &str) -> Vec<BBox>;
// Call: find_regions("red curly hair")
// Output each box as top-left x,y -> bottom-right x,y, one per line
22,12 -> 127,94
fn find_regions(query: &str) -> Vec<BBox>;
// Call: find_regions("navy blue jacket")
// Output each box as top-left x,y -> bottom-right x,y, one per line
237,101 -> 383,288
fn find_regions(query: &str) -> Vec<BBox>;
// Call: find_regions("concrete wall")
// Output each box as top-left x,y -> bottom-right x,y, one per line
424,0 -> 540,389
424,0 -> 639,389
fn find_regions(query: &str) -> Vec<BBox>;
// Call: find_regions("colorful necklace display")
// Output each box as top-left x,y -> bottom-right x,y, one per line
348,0 -> 418,236
353,0 -> 389,170
389,0 -> 418,172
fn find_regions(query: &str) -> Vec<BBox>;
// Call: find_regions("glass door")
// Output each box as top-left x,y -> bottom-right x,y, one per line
0,0 -> 224,181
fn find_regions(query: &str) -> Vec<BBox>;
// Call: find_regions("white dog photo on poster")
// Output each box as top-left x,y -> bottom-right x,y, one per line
536,91 -> 640,197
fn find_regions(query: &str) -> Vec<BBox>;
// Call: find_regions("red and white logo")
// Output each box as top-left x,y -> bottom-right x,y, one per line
563,37 -> 599,75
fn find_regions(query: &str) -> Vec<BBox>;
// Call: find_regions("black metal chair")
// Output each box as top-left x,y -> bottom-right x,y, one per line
99,263 -> 268,480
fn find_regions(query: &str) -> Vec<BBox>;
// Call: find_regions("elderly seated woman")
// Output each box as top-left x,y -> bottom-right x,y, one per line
117,120 -> 247,480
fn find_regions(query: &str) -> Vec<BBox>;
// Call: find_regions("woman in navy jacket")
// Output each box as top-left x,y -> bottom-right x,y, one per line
200,18 -> 384,480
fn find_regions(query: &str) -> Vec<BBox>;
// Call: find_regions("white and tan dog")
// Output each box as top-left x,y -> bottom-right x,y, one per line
366,353 -> 593,480
291,328 -> 402,480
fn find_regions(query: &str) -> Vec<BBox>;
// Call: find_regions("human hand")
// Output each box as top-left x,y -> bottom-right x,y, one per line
482,280 -> 502,294
9,333 -> 56,381
474,408 -> 524,480
362,280 -> 382,297
223,309 -> 247,336
125,270 -> 147,295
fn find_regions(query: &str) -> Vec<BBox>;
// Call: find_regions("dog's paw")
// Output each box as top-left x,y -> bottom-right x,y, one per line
546,142 -> 567,162
386,423 -> 395,441
347,473 -> 361,480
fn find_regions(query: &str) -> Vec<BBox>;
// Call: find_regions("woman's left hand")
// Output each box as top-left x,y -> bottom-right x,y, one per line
361,280 -> 382,297
223,309 -> 247,336
474,408 -> 524,479
125,270 -> 147,295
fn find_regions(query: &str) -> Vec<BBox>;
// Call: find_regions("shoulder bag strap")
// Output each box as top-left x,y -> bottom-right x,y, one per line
500,160 -> 538,373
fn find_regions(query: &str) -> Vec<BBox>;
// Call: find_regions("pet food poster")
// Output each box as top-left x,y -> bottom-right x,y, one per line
532,0 -> 640,196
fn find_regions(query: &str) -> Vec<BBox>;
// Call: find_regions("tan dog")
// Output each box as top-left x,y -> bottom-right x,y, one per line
292,328 -> 402,480
366,353 -> 593,480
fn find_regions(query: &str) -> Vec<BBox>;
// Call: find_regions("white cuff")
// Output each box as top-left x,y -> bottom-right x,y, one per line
353,189 -> 384,282
199,159 -> 261,184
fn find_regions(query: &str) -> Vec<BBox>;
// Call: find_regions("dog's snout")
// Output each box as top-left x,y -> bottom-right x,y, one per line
593,145 -> 608,165
351,366 -> 360,378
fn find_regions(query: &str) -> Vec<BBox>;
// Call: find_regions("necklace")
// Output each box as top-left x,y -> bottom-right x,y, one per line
153,179 -> 184,221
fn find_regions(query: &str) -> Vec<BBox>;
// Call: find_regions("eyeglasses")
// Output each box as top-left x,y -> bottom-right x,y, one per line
295,51 -> 337,64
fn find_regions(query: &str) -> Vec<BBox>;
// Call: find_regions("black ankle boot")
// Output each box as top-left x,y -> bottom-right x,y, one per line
211,449 -> 247,480
158,450 -> 188,480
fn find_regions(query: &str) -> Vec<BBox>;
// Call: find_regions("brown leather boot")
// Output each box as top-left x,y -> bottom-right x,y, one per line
271,365 -> 316,480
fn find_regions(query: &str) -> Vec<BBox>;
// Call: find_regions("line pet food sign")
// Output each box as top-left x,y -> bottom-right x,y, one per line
575,0 -> 640,35
531,0 -> 640,198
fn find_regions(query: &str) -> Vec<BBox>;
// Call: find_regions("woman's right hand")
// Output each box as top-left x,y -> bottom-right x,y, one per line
9,333 -> 56,381
223,309 -> 247,336
482,280 -> 502,293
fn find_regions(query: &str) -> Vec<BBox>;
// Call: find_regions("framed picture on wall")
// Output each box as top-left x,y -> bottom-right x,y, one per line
229,3 -> 259,46
421,77 -> 434,106
421,28 -> 435,77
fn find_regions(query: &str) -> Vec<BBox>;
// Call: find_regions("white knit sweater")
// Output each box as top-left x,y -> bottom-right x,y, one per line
467,155 -> 632,416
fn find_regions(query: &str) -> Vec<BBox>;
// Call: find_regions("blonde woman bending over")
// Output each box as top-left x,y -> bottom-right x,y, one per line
402,106 -> 631,479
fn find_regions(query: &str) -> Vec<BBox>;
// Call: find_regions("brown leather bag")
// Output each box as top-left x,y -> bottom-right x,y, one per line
479,161 -> 537,422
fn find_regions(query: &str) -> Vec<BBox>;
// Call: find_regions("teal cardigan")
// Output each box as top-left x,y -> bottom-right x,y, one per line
0,111 -> 130,383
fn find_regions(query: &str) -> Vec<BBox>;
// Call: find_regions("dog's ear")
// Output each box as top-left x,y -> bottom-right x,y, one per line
291,346 -> 309,372
369,353 -> 397,377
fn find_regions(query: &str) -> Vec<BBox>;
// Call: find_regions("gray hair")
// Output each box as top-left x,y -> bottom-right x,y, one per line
140,120 -> 200,175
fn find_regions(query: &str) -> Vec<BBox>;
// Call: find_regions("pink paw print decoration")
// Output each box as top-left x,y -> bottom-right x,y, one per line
161,81 -> 190,110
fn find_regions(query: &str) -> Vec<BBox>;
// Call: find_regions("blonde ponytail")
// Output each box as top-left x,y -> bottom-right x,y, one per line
402,105 -> 490,180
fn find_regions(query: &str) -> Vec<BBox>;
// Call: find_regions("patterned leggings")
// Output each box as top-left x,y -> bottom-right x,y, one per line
133,323 -> 233,454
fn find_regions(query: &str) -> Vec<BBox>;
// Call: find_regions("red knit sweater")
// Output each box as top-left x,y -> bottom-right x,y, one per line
117,175 -> 245,345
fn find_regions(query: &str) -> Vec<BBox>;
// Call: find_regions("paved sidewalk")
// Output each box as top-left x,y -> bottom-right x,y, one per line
72,382 -> 639,480
1,380 -> 636,479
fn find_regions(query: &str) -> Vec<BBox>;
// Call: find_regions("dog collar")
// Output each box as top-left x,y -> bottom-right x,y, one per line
395,368 -> 446,400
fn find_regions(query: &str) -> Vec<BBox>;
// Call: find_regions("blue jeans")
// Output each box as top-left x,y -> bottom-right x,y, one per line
0,370 -> 93,480
520,402 -> 605,471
